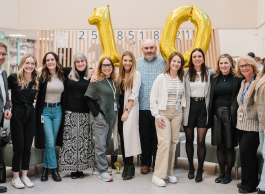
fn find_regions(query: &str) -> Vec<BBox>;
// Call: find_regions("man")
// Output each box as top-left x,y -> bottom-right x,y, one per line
0,42 -> 12,193
136,39 -> 167,174
89,67 -> 94,75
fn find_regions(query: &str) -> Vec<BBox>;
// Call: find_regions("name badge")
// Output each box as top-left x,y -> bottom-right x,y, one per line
84,77 -> 88,80
41,115 -> 44,123
175,103 -> 178,110
238,113 -> 243,121
114,102 -> 117,111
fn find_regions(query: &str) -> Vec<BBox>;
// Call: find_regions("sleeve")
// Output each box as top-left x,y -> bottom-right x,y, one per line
257,86 -> 265,130
128,71 -> 141,102
4,72 -> 10,110
62,67 -> 72,77
84,82 -> 99,101
150,76 -> 161,119
7,73 -> 16,90
86,97 -> 99,117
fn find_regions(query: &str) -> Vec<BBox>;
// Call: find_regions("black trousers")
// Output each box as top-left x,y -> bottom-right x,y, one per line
10,105 -> 35,172
237,129 -> 259,192
139,110 -> 157,167
118,110 -> 133,165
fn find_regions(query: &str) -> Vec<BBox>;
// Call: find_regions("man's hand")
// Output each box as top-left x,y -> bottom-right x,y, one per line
4,109 -> 12,120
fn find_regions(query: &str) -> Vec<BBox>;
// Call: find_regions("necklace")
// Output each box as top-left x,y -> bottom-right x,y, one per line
222,74 -> 228,81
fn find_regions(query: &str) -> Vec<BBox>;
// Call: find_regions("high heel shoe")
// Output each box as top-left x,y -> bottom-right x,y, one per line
41,167 -> 48,182
195,170 -> 203,183
188,168 -> 195,179
51,168 -> 62,182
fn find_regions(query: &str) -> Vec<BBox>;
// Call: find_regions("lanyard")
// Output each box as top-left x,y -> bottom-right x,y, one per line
106,78 -> 116,101
240,75 -> 256,104
169,75 -> 179,101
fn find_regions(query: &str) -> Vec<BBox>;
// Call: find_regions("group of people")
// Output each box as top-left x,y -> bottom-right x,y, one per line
0,38 -> 264,193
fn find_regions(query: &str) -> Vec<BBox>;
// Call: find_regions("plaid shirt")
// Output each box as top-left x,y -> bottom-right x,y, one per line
136,55 -> 167,110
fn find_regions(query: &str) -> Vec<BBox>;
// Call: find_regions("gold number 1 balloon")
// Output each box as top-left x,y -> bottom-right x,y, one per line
160,5 -> 211,67
88,5 -> 121,67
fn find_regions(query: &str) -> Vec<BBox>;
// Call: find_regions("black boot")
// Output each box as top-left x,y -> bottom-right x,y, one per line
51,168 -> 62,182
77,171 -> 84,178
41,167 -> 48,182
122,164 -> 127,178
0,186 -> 7,193
71,171 -> 78,179
123,164 -> 135,180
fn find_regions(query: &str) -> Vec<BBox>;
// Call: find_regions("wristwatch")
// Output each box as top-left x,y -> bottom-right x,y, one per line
125,108 -> 130,112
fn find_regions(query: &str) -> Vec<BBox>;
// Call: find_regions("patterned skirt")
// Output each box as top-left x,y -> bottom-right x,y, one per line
59,111 -> 94,172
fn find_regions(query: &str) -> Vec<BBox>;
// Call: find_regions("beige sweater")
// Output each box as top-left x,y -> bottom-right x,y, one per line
236,80 -> 258,132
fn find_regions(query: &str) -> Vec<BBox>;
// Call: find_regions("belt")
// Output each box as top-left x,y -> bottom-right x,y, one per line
44,102 -> 61,108
13,103 -> 33,118
191,97 -> 205,102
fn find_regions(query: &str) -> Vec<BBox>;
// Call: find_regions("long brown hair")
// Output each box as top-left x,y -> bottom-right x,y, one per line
17,54 -> 39,90
41,52 -> 65,82
96,57 -> 116,81
116,51 -> 137,94
188,48 -> 208,82
214,54 -> 235,78
164,52 -> 184,82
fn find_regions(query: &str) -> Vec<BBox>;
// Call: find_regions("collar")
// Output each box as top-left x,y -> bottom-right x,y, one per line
143,54 -> 158,62
0,65 -> 4,73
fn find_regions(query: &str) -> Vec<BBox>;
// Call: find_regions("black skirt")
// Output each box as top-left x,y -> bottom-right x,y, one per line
211,106 -> 237,148
185,97 -> 208,129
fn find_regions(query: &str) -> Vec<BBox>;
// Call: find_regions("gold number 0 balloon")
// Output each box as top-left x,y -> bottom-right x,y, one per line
160,5 -> 211,67
88,5 -> 121,67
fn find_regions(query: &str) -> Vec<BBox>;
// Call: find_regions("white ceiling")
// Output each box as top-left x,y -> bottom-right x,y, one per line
0,27 -> 37,40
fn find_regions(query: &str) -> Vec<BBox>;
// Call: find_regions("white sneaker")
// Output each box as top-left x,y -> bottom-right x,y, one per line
152,175 -> 166,187
98,173 -> 113,182
167,175 -> 177,183
12,177 -> 25,189
21,176 -> 34,188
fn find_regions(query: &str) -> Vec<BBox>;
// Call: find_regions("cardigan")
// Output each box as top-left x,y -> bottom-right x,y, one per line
150,73 -> 186,119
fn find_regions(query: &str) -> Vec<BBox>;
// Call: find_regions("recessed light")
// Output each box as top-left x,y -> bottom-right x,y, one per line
9,34 -> 26,37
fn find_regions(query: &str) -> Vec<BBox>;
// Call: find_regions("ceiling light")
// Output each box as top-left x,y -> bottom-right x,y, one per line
9,34 -> 26,37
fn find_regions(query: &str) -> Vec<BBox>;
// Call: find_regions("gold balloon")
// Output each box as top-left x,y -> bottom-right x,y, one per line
160,5 -> 211,67
88,5 -> 121,67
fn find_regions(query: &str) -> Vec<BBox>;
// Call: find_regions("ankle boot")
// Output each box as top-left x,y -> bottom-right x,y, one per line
123,164 -> 135,180
41,167 -> 48,182
122,164 -> 127,178
51,168 -> 62,182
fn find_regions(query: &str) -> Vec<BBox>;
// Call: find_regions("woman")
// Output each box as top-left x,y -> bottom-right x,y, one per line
58,52 -> 94,179
250,66 -> 265,194
113,51 -> 141,180
84,57 -> 120,182
182,48 -> 214,183
35,52 -> 65,182
150,52 -> 185,187
235,55 -> 260,193
8,54 -> 39,188
208,54 -> 243,184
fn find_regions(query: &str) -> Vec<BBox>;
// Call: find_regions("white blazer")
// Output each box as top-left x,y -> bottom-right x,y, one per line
150,73 -> 186,119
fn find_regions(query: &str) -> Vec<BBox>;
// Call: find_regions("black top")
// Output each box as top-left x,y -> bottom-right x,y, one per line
119,81 -> 124,112
65,68 -> 90,113
8,73 -> 38,105
213,73 -> 233,108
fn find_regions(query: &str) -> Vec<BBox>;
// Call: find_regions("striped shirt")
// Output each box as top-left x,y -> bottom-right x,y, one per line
137,55 -> 167,110
164,73 -> 184,105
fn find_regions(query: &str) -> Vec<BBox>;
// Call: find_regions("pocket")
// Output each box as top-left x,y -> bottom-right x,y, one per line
94,113 -> 106,127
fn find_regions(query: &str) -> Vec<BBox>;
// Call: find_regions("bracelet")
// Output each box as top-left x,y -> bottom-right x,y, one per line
125,108 -> 130,112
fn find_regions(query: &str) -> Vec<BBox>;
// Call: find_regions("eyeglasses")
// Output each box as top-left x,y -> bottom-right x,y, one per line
0,53 -> 7,57
238,64 -> 251,69
102,64 -> 112,69
75,60 -> 86,64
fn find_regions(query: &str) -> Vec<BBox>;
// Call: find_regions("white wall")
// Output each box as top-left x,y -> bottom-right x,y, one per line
0,0 -> 18,30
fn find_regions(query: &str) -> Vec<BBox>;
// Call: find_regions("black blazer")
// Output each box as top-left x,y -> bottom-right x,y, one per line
34,72 -> 68,149
208,74 -> 243,128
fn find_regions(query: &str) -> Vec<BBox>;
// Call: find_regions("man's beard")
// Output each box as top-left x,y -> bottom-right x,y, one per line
144,53 -> 155,61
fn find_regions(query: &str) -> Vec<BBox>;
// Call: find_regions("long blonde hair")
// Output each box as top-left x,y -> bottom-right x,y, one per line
17,54 -> 39,90
96,57 -> 116,81
68,52 -> 91,81
116,51 -> 137,94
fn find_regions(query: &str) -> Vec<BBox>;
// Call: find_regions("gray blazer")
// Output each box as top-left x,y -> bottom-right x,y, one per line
0,70 -> 10,126
182,67 -> 214,126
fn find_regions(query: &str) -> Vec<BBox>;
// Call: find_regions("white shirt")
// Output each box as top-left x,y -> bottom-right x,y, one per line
0,66 -> 6,107
190,72 -> 205,97
164,73 -> 184,105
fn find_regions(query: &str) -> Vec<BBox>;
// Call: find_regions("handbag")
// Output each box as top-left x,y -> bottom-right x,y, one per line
0,127 -> 10,147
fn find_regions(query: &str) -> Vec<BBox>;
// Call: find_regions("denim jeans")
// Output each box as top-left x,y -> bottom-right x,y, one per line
258,130 -> 265,191
42,104 -> 62,169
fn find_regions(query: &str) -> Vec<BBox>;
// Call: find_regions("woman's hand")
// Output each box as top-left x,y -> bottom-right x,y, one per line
156,117 -> 166,129
264,131 -> 265,137
121,111 -> 129,122
90,75 -> 98,83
